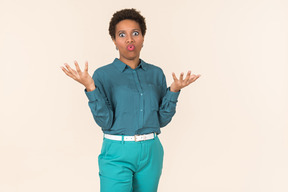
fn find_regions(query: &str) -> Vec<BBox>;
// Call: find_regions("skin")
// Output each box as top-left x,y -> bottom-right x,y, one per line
112,19 -> 144,69
60,19 -> 201,92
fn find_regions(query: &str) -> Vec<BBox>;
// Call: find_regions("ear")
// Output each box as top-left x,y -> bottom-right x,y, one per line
112,38 -> 116,46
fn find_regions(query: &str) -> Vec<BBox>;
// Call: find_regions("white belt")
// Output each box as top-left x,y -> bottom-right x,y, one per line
104,133 -> 156,142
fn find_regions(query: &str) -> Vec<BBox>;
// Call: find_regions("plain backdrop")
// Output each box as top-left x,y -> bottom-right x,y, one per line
1,0 -> 288,191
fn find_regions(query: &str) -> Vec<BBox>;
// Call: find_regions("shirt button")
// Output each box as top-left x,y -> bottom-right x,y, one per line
140,109 -> 143,111
140,93 -> 143,96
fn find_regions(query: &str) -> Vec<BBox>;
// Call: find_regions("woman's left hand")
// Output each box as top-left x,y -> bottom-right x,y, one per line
170,71 -> 201,92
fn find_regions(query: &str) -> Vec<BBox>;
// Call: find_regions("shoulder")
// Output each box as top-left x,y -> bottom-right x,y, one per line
144,61 -> 164,75
143,60 -> 166,85
92,62 -> 114,79
95,63 -> 114,73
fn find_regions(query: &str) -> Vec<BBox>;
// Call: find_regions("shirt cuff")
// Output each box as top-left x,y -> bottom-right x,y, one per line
166,87 -> 181,102
84,87 -> 101,101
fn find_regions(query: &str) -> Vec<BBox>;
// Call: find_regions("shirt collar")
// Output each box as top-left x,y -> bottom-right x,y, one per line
112,58 -> 147,72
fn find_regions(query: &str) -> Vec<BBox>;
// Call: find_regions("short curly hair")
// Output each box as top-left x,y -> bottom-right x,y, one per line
109,8 -> 147,40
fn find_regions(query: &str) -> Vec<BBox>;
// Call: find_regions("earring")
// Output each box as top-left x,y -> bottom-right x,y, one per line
116,46 -> 118,50
142,44 -> 144,47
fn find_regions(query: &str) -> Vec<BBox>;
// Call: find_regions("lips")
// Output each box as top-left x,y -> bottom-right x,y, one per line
127,44 -> 135,51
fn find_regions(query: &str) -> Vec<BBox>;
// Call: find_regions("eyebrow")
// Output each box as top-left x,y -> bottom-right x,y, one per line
117,29 -> 140,34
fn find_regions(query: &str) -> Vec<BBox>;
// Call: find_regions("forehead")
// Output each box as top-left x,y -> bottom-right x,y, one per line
115,19 -> 141,32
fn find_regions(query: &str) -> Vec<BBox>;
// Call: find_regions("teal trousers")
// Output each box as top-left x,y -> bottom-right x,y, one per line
98,134 -> 164,192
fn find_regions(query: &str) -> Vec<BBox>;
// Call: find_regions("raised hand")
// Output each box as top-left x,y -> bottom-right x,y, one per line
170,71 -> 201,92
60,60 -> 95,91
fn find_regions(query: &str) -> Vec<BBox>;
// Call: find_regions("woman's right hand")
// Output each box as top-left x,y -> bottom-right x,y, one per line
60,60 -> 95,91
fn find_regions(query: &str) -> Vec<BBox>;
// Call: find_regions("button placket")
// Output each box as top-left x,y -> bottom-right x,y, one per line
132,69 -> 144,129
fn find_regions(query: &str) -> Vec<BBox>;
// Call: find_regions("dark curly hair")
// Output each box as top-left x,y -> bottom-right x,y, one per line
109,8 -> 147,40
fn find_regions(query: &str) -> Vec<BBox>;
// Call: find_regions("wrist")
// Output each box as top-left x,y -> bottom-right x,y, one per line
86,84 -> 96,92
170,87 -> 180,92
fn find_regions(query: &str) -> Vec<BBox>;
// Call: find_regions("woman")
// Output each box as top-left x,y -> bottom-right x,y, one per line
60,8 -> 200,192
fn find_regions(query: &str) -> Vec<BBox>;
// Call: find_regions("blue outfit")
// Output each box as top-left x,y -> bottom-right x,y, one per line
98,134 -> 164,192
84,58 -> 181,136
84,58 -> 181,192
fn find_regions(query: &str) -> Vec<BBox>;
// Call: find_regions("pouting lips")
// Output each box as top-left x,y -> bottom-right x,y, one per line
127,45 -> 135,51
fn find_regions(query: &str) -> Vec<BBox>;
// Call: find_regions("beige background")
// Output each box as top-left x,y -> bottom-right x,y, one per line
1,0 -> 288,191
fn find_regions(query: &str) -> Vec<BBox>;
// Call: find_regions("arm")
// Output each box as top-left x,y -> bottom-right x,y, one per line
84,70 -> 114,130
158,69 -> 201,127
158,72 -> 181,127
60,61 -> 114,130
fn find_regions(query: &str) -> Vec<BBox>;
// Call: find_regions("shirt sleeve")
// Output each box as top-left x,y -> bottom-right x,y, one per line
158,71 -> 181,127
84,70 -> 114,131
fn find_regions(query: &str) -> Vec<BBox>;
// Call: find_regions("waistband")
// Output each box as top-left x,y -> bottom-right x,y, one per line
103,132 -> 157,142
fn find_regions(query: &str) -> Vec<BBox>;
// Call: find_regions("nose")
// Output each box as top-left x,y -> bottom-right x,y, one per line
126,34 -> 134,44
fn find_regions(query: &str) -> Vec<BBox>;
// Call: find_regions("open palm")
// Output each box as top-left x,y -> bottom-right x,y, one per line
170,71 -> 201,92
60,60 -> 95,89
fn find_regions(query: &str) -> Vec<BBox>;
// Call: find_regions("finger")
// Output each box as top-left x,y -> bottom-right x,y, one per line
84,61 -> 88,72
184,70 -> 191,82
172,72 -> 178,81
64,63 -> 77,76
192,74 -> 201,80
180,72 -> 184,81
62,64 -> 73,75
194,74 -> 201,81
74,60 -> 82,74
189,74 -> 200,83
60,65 -> 75,78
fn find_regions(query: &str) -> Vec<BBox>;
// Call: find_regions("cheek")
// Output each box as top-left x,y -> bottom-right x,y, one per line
139,38 -> 144,45
115,43 -> 124,50
114,37 -> 124,45
135,36 -> 143,43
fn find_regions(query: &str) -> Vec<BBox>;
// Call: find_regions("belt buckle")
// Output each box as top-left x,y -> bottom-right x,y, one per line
134,134 -> 141,142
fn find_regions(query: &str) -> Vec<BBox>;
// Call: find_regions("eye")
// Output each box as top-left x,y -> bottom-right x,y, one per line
119,33 -> 125,37
133,31 -> 139,36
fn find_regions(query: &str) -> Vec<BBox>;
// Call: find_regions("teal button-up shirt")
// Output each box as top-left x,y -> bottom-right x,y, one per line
84,58 -> 181,136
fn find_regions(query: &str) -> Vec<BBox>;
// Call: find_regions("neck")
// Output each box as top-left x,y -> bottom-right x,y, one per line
119,57 -> 140,69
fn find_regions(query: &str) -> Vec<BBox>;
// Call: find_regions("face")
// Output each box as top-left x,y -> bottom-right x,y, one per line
113,19 -> 144,61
